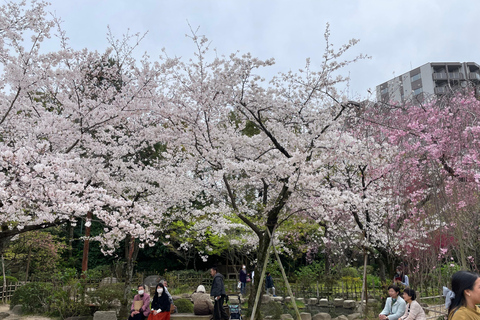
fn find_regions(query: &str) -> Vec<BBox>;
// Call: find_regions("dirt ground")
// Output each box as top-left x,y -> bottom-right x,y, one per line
0,304 -> 53,320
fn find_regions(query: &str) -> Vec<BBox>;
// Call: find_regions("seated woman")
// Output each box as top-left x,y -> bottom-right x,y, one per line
128,285 -> 151,320
379,285 -> 407,320
191,285 -> 214,315
400,288 -> 426,320
147,283 -> 171,320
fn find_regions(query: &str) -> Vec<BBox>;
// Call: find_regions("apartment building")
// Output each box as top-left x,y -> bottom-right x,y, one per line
376,62 -> 480,103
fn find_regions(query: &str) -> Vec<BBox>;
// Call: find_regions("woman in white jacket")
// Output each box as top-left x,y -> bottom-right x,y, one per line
400,288 -> 426,320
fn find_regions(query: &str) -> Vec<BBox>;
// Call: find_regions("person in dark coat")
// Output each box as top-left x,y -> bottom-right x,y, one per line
210,266 -> 228,320
239,265 -> 247,295
147,283 -> 171,320
265,272 -> 276,296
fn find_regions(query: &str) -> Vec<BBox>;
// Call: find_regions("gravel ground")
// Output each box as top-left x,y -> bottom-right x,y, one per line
0,304 -> 53,320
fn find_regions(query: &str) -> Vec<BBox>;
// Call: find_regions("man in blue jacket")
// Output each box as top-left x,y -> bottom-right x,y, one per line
210,266 -> 229,320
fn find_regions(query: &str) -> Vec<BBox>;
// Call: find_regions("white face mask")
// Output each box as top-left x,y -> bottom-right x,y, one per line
157,288 -> 163,294
138,290 -> 144,295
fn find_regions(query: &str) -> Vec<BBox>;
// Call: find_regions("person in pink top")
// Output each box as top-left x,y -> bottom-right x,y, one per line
128,284 -> 151,320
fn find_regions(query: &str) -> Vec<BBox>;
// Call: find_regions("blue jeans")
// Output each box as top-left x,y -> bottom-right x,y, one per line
240,282 -> 246,295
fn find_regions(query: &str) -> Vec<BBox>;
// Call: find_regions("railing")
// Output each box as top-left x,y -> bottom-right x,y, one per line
418,294 -> 446,320
0,282 -> 23,303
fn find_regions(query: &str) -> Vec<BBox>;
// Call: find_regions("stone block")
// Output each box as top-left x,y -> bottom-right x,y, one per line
284,297 -> 292,303
333,298 -> 344,307
312,313 -> 331,320
142,275 -> 159,288
308,298 -> 318,305
318,299 -> 329,307
11,305 -> 22,315
229,296 -> 240,304
99,277 -> 118,286
300,312 -> 312,320
296,298 -> 305,303
172,295 -> 182,301
93,311 -> 117,320
273,296 -> 284,303
65,316 -> 92,320
0,312 -> 9,320
343,300 -> 356,309
262,294 -> 273,304
347,313 -> 362,320
181,293 -> 191,299
280,315 -> 294,320
334,315 -> 349,320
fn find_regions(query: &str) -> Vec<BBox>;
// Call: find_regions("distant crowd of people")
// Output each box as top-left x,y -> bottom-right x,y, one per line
127,265 -> 480,320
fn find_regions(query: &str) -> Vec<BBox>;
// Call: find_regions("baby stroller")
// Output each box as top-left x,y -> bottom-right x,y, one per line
228,295 -> 242,320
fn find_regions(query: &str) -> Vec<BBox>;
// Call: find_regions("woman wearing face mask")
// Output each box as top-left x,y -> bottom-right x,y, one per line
129,285 -> 151,320
379,285 -> 407,320
147,283 -> 171,320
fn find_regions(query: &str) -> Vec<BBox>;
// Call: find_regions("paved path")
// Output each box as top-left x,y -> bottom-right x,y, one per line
0,304 -> 52,320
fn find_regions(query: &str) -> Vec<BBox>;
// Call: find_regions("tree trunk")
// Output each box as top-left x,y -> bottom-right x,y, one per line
81,211 -> 93,278
123,236 -> 140,308
25,246 -> 32,282
248,231 -> 270,319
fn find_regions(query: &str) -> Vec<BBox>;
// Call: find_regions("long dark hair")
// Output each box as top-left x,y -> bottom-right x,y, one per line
448,271 -> 480,316
154,283 -> 166,300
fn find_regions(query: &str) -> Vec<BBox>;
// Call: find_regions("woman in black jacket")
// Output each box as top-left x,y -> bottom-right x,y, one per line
147,283 -> 171,320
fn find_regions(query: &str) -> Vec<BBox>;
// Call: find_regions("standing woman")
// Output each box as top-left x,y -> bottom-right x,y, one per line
147,283 -> 171,320
448,271 -> 480,320
400,288 -> 426,320
379,285 -> 407,320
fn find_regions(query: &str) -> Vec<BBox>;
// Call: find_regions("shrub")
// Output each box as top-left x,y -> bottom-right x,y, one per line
0,275 -> 18,283
340,267 -> 359,278
11,282 -> 54,313
260,301 -> 283,319
10,282 -> 90,318
174,298 -> 194,313
88,283 -> 124,310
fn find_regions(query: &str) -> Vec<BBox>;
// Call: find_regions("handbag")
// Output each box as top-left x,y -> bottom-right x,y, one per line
169,303 -> 176,314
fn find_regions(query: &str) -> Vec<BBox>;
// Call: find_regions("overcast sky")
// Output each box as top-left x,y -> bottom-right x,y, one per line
44,0 -> 479,101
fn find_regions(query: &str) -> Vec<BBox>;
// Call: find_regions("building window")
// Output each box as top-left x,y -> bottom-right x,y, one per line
411,73 -> 421,82
413,87 -> 423,95
381,87 -> 388,95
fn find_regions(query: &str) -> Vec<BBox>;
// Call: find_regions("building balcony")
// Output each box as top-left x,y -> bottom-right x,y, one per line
469,73 -> 480,81
448,72 -> 465,80
434,86 -> 449,94
433,72 -> 447,80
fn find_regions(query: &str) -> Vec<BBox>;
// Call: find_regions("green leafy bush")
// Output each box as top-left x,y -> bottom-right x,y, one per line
11,282 -> 54,313
88,283 -> 124,310
10,282 -> 90,318
260,301 -> 283,319
0,275 -> 18,283
174,298 -> 194,313
340,267 -> 360,278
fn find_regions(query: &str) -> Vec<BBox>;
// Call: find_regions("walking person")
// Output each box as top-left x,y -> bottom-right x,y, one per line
265,272 -> 276,296
210,266 -> 229,320
239,265 -> 247,296
447,271 -> 480,320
